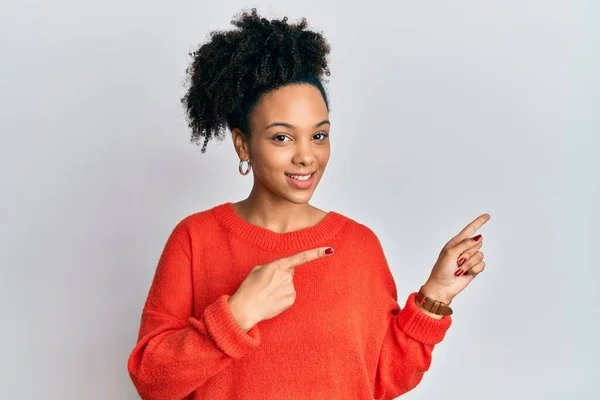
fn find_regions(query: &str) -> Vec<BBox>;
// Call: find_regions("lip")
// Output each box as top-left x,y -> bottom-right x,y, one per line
285,171 -> 316,176
285,171 -> 316,189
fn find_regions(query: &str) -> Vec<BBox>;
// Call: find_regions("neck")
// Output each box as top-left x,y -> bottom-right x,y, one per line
234,187 -> 318,234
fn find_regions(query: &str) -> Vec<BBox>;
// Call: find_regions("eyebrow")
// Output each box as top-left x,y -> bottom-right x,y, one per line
264,120 -> 330,130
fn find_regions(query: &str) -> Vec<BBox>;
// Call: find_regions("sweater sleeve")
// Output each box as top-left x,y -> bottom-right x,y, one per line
127,222 -> 261,400
367,229 -> 452,400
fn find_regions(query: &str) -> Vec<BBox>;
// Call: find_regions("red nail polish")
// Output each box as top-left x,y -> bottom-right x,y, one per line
458,257 -> 466,266
325,247 -> 334,255
455,269 -> 463,276
473,234 -> 482,241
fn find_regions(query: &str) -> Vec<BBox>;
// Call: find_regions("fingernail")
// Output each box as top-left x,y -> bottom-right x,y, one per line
458,257 -> 466,266
455,268 -> 464,276
473,234 -> 482,241
325,247 -> 334,255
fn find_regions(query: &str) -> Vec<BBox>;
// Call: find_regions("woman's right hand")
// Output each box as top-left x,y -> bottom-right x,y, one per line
227,246 -> 334,332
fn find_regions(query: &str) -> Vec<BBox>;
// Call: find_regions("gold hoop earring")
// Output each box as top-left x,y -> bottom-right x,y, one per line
239,159 -> 251,175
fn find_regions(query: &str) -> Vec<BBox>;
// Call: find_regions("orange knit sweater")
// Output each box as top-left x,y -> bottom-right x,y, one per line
127,202 -> 452,400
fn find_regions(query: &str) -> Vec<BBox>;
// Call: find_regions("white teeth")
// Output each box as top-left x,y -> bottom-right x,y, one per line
287,173 -> 312,181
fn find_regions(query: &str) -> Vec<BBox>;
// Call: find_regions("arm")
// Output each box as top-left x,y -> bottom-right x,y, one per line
374,292 -> 451,399
127,222 -> 261,400
368,232 -> 452,400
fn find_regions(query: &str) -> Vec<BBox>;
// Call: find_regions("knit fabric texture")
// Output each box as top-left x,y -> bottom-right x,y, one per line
127,202 -> 452,399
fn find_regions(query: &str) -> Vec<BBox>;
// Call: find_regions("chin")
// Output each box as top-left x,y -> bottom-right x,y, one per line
280,186 -> 318,205
285,173 -> 321,202
285,193 -> 315,205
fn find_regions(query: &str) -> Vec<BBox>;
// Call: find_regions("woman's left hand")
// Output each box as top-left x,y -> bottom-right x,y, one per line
421,213 -> 491,304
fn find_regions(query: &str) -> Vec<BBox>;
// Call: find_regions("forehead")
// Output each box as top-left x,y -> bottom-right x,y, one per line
250,84 -> 328,129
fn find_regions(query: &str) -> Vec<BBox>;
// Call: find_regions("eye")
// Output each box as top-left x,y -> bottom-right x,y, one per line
314,131 -> 329,140
271,134 -> 291,143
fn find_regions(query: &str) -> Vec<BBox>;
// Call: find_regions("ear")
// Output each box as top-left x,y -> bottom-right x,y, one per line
232,128 -> 251,160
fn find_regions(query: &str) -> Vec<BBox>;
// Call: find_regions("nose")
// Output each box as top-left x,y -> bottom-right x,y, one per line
291,138 -> 315,167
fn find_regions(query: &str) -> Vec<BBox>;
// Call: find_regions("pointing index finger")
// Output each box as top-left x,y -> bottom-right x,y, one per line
448,213 -> 491,247
281,247 -> 331,269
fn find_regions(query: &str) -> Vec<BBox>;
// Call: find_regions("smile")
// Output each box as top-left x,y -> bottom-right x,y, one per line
285,172 -> 315,181
284,171 -> 316,189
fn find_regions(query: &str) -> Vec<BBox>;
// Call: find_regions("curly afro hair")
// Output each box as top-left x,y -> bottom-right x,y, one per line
180,8 -> 332,153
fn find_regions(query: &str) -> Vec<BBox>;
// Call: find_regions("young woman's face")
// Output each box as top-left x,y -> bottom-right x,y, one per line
236,83 -> 331,205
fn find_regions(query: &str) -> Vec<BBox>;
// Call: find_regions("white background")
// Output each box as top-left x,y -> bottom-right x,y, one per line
1,0 -> 598,398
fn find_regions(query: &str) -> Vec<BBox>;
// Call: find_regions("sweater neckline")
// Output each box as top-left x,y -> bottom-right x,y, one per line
211,202 -> 348,252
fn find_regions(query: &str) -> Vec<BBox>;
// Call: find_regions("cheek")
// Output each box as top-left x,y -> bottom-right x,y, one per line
264,152 -> 290,172
252,152 -> 288,178
316,147 -> 331,166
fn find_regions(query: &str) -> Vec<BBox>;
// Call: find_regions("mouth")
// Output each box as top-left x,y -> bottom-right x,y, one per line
284,171 -> 316,181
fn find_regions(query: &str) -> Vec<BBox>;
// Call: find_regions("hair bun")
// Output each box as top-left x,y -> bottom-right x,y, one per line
181,8 -> 331,153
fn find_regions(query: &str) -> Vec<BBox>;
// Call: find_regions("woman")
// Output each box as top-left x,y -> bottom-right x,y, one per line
127,8 -> 490,400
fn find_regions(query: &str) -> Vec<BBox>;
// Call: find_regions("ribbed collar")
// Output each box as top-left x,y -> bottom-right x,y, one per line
211,202 -> 349,252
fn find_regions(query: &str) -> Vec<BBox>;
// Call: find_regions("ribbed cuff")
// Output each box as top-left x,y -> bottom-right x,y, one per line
191,294 -> 261,359
396,292 -> 452,346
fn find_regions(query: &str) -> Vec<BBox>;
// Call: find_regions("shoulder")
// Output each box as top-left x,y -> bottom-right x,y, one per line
332,212 -> 392,287
164,203 -> 226,244
178,203 -> 221,229
329,210 -> 383,249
